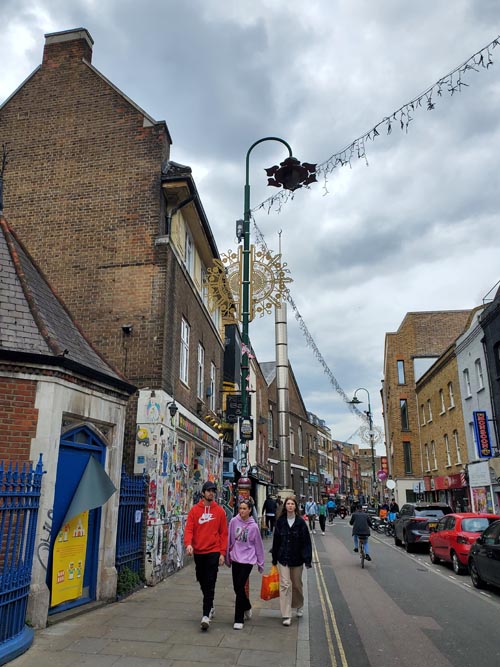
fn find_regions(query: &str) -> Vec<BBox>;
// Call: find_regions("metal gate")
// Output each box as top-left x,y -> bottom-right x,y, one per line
115,469 -> 147,577
0,455 -> 44,665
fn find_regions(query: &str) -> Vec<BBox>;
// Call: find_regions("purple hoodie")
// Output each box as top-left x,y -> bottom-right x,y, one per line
226,514 -> 265,570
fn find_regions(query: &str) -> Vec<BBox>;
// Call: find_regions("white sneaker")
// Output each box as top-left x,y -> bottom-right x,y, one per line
233,622 -> 244,630
296,607 -> 304,617
201,615 -> 210,630
244,609 -> 252,620
322,532 -> 325,535
313,530 -> 316,534
209,607 -> 215,620
282,617 -> 291,626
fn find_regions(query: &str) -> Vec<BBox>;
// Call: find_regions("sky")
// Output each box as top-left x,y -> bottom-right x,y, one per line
1,1 -> 499,452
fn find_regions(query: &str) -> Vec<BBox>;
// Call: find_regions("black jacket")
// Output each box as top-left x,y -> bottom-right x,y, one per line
271,514 -> 312,567
349,511 -> 372,536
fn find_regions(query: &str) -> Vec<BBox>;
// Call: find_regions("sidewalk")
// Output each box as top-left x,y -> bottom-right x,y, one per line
10,557 -> 310,667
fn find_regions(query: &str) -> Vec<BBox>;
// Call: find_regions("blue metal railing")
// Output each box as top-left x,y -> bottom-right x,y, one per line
0,454 -> 44,664
115,469 -> 147,577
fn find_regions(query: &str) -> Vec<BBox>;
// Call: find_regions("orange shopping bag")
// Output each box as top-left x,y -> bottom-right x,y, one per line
260,565 -> 280,601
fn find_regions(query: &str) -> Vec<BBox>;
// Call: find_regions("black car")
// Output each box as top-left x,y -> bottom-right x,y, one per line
468,519 -> 500,590
394,502 -> 453,552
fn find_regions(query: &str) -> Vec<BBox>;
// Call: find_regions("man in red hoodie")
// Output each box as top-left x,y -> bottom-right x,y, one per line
184,480 -> 228,630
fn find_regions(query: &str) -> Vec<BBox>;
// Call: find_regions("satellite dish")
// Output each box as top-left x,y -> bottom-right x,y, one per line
386,479 -> 396,490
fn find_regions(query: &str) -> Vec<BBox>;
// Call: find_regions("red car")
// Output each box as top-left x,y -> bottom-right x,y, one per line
429,513 -> 500,574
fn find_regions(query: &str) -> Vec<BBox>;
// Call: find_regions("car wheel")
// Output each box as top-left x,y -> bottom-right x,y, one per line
404,534 -> 415,553
469,559 -> 487,589
429,546 -> 440,564
451,551 -> 465,575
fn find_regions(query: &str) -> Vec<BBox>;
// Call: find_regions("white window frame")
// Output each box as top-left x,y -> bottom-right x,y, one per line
421,404 -> 426,426
439,389 -> 445,414
290,424 -> 295,455
427,399 -> 433,422
180,318 -> 190,385
448,382 -> 455,409
453,430 -> 462,465
424,443 -> 430,472
444,434 -> 451,467
201,264 -> 209,307
431,440 -> 437,470
209,362 -> 216,411
197,343 -> 205,400
475,359 -> 484,391
463,368 -> 472,398
185,229 -> 194,275
298,425 -> 303,457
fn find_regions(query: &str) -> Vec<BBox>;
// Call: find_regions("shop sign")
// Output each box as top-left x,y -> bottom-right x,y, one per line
433,473 -> 465,490
239,417 -> 254,441
473,411 -> 493,459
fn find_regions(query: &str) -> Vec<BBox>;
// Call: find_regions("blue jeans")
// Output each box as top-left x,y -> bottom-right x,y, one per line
353,535 -> 370,555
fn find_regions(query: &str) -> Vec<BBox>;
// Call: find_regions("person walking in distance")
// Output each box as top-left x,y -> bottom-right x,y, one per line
262,494 -> 278,535
271,496 -> 312,626
184,481 -> 228,631
317,498 -> 327,535
226,500 -> 265,630
305,496 -> 318,534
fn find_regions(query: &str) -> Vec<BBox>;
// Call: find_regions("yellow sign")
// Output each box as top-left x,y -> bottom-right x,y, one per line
51,511 -> 89,607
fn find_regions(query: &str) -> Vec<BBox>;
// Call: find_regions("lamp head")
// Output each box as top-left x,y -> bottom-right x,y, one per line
265,157 -> 317,192
348,396 -> 362,405
168,401 -> 178,418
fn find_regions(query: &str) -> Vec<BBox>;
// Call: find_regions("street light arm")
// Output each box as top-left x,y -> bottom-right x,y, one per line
245,137 -> 293,198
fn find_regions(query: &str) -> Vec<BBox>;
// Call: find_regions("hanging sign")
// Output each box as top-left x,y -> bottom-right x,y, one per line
473,411 -> 493,459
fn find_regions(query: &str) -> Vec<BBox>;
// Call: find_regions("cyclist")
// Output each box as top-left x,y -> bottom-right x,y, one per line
326,497 -> 336,523
349,504 -> 372,561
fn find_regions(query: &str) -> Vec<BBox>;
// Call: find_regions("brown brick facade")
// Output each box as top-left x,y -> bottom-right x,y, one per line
0,377 -> 38,462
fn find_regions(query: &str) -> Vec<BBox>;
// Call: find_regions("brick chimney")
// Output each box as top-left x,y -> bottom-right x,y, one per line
42,28 -> 94,67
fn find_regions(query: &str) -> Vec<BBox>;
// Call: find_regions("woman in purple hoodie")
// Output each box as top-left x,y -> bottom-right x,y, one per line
226,499 -> 265,630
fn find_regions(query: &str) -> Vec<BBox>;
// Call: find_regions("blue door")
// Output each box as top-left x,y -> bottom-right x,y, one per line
48,425 -> 106,614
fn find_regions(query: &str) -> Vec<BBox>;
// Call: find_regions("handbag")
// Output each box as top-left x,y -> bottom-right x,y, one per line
260,564 -> 280,601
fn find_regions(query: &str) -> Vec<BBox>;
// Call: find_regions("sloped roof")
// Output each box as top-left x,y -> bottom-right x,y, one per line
260,361 -> 276,386
0,214 -> 134,392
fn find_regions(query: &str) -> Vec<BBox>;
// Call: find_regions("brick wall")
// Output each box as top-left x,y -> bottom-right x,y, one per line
0,377 -> 38,462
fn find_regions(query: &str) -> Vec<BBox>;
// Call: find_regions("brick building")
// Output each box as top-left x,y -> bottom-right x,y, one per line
382,310 -> 471,506
0,212 -> 134,628
0,29 -> 227,585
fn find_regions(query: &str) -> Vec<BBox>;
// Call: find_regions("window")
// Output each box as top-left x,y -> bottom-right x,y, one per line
400,399 -> 409,430
453,430 -> 461,465
185,229 -> 194,274
201,265 -> 209,307
209,362 -> 216,411
268,411 -> 273,447
439,389 -> 445,414
403,441 -> 413,474
397,360 -> 406,384
475,359 -> 484,391
424,444 -> 430,471
290,426 -> 295,455
298,426 -> 303,457
180,318 -> 190,384
427,399 -> 432,422
463,368 -> 471,397
431,440 -> 437,470
197,344 -> 205,400
421,404 -> 426,426
444,434 -> 451,467
448,382 -> 455,409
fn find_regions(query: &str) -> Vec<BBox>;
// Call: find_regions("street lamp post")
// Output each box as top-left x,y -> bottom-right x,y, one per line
238,138 -> 315,475
349,388 -> 377,501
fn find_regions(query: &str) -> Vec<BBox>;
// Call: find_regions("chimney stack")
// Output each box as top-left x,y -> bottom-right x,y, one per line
43,28 -> 94,66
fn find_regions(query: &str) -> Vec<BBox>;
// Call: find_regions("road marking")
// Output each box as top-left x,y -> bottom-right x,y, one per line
311,538 -> 348,667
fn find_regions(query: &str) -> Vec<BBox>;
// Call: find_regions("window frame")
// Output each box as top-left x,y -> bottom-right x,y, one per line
444,433 -> 451,467
197,343 -> 205,400
180,317 -> 190,385
453,429 -> 462,465
475,359 -> 484,391
448,382 -> 455,409
463,368 -> 472,398
400,399 -> 409,431
397,360 -> 406,384
403,441 -> 413,474
209,362 -> 216,411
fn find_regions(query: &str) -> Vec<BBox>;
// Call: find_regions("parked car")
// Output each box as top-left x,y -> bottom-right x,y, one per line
394,502 -> 453,552
468,519 -> 500,590
429,513 -> 500,574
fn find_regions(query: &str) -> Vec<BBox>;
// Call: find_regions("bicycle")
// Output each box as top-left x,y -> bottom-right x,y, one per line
359,536 -> 368,568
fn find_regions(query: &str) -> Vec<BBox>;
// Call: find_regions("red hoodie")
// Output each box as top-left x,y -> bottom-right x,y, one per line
184,499 -> 228,555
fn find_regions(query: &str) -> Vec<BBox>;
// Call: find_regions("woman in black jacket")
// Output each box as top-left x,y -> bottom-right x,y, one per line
271,496 -> 312,626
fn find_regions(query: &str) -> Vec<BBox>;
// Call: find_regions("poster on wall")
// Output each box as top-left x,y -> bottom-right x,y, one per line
51,511 -> 89,606
471,487 -> 493,513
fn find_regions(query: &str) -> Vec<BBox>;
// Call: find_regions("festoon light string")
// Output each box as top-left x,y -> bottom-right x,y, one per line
253,34 -> 500,214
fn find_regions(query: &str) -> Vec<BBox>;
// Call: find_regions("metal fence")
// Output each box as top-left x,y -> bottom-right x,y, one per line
115,469 -> 147,576
0,455 -> 44,656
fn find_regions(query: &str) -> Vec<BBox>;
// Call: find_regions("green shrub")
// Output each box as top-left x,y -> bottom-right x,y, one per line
116,566 -> 143,597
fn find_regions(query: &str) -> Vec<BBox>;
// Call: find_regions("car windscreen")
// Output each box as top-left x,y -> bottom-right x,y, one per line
461,518 -> 490,533
414,509 -> 446,518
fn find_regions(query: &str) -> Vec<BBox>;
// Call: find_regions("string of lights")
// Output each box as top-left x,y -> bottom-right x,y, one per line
252,219 -> 369,426
253,34 -> 500,214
